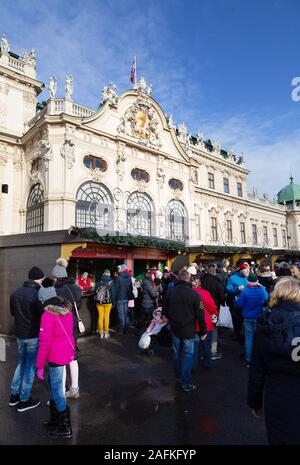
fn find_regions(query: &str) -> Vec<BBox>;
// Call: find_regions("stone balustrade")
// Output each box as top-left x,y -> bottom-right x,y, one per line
72,103 -> 94,117
8,56 -> 24,72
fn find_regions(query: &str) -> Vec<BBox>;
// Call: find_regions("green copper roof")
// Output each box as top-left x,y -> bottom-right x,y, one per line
277,177 -> 300,204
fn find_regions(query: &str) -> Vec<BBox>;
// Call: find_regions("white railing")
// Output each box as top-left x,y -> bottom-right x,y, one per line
27,106 -> 47,128
54,99 -> 65,113
8,57 -> 25,73
72,103 -> 95,117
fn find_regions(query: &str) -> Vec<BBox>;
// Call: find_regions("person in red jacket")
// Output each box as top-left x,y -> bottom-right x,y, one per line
192,278 -> 218,369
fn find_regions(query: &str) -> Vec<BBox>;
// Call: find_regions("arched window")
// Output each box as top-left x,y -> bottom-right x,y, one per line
131,168 -> 150,183
26,184 -> 44,233
166,199 -> 187,241
83,156 -> 107,172
76,181 -> 113,229
168,178 -> 183,191
127,191 -> 154,236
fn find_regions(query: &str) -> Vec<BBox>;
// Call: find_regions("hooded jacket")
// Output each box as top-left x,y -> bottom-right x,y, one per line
236,283 -> 268,319
141,278 -> 158,312
248,301 -> 300,444
10,281 -> 43,339
36,297 -> 75,369
114,271 -> 133,301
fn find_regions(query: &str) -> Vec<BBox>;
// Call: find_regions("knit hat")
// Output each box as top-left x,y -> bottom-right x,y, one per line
51,257 -> 68,279
38,285 -> 57,303
248,272 -> 258,282
187,265 -> 197,275
117,264 -> 127,272
239,262 -> 250,270
28,266 -> 44,280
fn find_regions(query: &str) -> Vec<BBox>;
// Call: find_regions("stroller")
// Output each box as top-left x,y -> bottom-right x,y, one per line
138,308 -> 168,354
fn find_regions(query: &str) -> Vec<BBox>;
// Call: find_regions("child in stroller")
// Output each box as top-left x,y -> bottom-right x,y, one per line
138,308 -> 168,355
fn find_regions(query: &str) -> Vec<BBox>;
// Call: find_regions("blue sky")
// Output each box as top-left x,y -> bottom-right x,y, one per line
1,0 -> 300,196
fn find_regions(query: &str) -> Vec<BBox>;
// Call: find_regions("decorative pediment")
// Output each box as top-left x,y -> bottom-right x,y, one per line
117,96 -> 162,150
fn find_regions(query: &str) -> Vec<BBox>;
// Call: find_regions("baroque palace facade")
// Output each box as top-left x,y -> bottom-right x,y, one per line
1,39 -> 300,251
1,37 -> 300,333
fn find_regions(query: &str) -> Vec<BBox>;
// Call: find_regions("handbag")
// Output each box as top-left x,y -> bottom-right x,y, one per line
65,286 -> 85,334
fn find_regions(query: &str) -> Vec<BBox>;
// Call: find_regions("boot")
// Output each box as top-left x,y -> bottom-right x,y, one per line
43,400 -> 59,429
47,406 -> 72,439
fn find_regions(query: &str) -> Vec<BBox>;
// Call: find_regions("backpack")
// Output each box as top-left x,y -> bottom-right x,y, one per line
95,281 -> 112,304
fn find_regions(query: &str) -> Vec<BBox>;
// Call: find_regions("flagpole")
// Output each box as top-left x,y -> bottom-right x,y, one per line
134,55 -> 137,86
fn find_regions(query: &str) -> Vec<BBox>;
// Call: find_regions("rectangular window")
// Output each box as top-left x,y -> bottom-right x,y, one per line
195,214 -> 201,240
226,220 -> 232,242
282,229 -> 287,248
263,226 -> 268,245
237,182 -> 243,197
208,172 -> 215,189
211,217 -> 218,241
223,177 -> 229,193
240,222 -> 246,244
252,224 -> 257,245
273,228 -> 278,247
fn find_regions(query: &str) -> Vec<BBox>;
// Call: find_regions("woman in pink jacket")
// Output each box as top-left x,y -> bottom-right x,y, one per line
36,294 -> 74,439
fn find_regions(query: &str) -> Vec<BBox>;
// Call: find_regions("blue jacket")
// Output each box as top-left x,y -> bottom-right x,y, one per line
226,272 -> 248,298
236,284 -> 268,319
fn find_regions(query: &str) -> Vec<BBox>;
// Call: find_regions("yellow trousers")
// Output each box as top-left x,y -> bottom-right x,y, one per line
96,303 -> 112,333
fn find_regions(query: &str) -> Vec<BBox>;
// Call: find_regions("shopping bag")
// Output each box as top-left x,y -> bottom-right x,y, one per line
216,305 -> 233,328
138,331 -> 151,350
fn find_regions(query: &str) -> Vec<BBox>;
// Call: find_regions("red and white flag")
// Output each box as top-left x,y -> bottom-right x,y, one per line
130,56 -> 136,84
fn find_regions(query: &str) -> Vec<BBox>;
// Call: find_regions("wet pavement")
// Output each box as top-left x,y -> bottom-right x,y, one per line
0,329 -> 267,445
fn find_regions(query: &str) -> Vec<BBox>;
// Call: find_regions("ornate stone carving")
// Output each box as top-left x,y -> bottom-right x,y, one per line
166,113 -> 176,130
190,168 -> 198,185
227,148 -> 235,161
212,139 -> 221,155
115,142 -> 127,181
134,77 -> 152,95
117,97 -> 161,150
20,48 -> 36,66
89,167 -> 104,182
237,152 -> 245,165
177,122 -> 191,152
60,139 -> 75,169
38,139 -> 52,170
195,132 -> 204,149
156,166 -> 165,188
101,83 -> 118,107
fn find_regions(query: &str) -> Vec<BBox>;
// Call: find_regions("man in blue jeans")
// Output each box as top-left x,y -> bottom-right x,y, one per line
236,272 -> 268,367
114,264 -> 133,335
162,269 -> 207,392
9,266 -> 44,412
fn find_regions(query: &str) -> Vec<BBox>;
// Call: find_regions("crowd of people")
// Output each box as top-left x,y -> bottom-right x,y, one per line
8,256 -> 300,444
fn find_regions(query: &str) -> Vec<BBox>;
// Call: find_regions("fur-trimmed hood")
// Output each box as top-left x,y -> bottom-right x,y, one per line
42,296 -> 72,316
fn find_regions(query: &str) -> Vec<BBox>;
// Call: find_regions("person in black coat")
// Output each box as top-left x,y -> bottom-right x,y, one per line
248,276 -> 300,445
9,266 -> 44,411
201,264 -> 226,310
113,264 -> 133,335
140,272 -> 159,327
162,269 -> 207,392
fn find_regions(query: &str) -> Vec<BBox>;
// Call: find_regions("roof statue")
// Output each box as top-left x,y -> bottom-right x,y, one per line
0,34 -> 10,53
65,75 -> 73,100
134,77 -> 152,95
101,83 -> 119,107
47,75 -> 57,99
